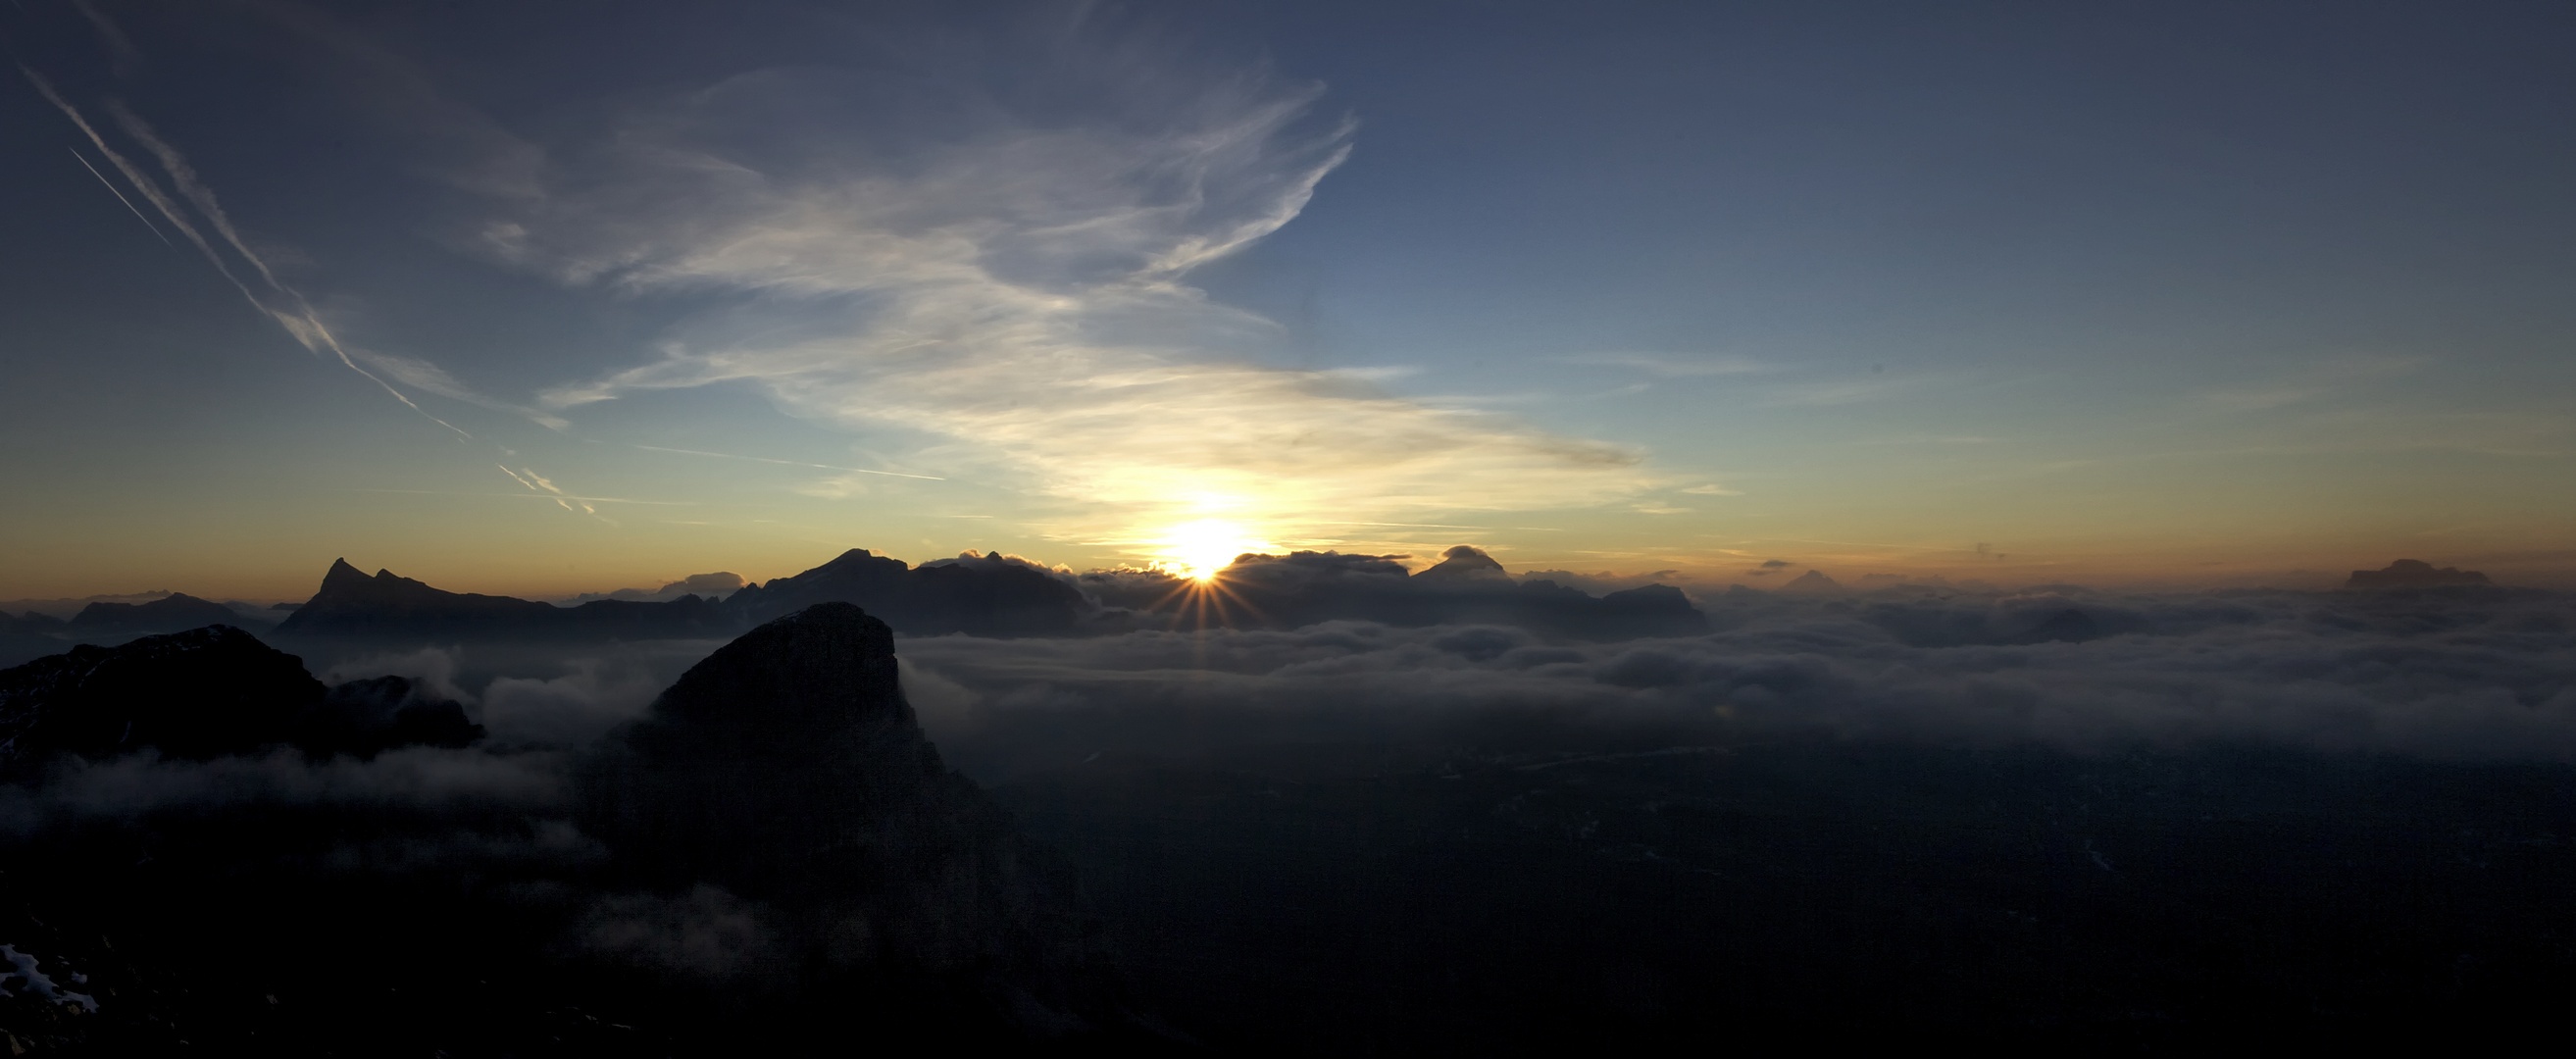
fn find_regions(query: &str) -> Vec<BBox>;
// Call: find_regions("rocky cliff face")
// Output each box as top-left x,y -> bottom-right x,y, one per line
581,602 -> 1130,1037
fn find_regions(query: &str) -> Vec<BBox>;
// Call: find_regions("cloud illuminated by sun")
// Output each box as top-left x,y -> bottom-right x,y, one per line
1156,518 -> 1272,580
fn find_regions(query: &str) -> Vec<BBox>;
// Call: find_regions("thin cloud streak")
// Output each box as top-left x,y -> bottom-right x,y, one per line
495,465 -> 611,521
630,444 -> 945,480
1558,352 -> 1766,378
67,147 -> 170,245
349,488 -> 693,506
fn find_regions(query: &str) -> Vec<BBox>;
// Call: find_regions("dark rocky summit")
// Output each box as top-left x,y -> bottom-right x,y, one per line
0,626 -> 324,769
2347,558 -> 2494,589
0,627 -> 484,770
581,602 -> 1130,1037
1413,543 -> 1511,582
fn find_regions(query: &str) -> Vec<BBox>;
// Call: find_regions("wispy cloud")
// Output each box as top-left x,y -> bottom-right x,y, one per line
629,444 -> 943,480
347,347 -> 569,430
71,0 -> 139,71
2198,354 -> 2423,413
498,41 -> 1660,544
1557,352 -> 1765,378
1761,375 -> 1923,407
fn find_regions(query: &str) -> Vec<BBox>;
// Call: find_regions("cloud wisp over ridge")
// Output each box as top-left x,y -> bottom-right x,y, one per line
497,46 -> 1658,547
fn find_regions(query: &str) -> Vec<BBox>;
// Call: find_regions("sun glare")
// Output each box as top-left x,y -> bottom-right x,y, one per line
1158,519 -> 1268,581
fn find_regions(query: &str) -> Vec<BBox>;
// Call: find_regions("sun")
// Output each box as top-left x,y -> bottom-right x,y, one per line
1157,518 -> 1269,581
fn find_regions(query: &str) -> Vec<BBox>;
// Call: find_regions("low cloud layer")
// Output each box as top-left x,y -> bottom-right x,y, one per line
0,746 -> 570,837
9,585 -> 2566,863
898,586 -> 2576,777
0,581 -> 2565,1046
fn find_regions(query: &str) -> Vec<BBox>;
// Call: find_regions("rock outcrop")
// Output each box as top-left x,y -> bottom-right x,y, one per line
581,602 -> 1125,1034
296,675 -> 484,759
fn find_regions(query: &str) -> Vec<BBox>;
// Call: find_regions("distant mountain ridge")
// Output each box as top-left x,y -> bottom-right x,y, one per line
276,559 -> 734,641
1082,546 -> 1711,639
250,544 -> 1715,645
725,549 -> 1091,636
2347,559 -> 2493,589
68,592 -> 246,637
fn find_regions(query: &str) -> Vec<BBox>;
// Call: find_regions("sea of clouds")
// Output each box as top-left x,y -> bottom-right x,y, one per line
5,583 -> 2567,830
895,585 -> 2576,778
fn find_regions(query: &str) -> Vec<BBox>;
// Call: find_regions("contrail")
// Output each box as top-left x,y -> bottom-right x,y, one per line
353,488 -> 693,506
22,67 -> 251,299
68,148 -> 170,245
110,101 -> 286,292
500,465 -> 612,522
20,66 -> 471,440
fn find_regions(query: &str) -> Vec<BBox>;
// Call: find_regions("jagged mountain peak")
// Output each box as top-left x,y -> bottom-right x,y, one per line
1777,569 -> 1844,593
1415,544 -> 1510,581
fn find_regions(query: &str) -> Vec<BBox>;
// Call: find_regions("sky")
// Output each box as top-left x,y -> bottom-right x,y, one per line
1,0 -> 2570,601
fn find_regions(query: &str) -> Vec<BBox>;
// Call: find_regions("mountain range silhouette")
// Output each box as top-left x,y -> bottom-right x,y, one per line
266,545 -> 1707,645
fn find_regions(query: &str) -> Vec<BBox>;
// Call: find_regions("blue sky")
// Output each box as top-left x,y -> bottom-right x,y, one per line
3,0 -> 2570,599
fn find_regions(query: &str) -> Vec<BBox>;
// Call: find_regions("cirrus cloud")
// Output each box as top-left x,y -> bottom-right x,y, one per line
489,32 -> 1657,542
